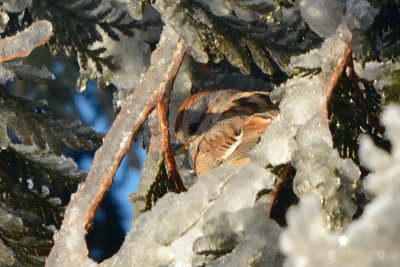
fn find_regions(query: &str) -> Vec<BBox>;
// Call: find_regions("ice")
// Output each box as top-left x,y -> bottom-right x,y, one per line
354,61 -> 400,90
278,77 -> 325,126
361,105 -> 400,194
80,5 -> 161,99
252,25 -> 358,228
0,237 -> 15,265
0,206 -> 23,230
250,116 -> 298,166
104,27 -> 156,92
0,20 -> 52,62
345,0 -> 379,31
198,0 -> 276,22
0,63 -> 15,84
381,105 -> 400,159
287,30 -> 349,72
45,2 -> 400,266
109,0 -> 145,20
100,162 -> 279,266
300,0 -> 346,38
4,61 -> 55,81
2,0 -> 31,13
280,104 -> 400,266
0,11 -> 9,32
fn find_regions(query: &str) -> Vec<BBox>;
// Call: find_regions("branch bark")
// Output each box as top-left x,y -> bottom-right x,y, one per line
347,57 -> 385,136
158,82 -> 187,192
0,20 -> 53,62
46,25 -> 185,266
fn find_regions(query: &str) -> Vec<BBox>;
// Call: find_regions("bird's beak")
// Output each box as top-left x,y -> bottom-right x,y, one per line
173,143 -> 188,155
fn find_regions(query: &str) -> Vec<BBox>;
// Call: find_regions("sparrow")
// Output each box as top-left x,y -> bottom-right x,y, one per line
174,89 -> 279,176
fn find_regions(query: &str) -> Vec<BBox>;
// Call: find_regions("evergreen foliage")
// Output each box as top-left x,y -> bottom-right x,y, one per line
0,87 -> 103,155
0,144 -> 85,266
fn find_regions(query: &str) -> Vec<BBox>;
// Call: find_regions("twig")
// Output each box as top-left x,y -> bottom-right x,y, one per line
269,163 -> 294,216
46,25 -> 185,266
0,20 -> 53,62
323,38 -> 384,135
324,43 -> 353,111
158,83 -> 187,192
347,57 -> 385,135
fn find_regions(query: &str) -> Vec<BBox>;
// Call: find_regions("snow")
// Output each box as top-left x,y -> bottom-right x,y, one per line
252,26 -> 358,221
354,61 -> 400,91
101,162 -> 281,266
281,104 -> 400,267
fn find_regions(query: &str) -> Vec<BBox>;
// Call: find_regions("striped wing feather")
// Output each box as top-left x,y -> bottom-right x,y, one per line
224,115 -> 272,168
194,115 -> 272,176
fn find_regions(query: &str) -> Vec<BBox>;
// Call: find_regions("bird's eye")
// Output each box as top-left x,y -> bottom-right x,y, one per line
189,122 -> 199,135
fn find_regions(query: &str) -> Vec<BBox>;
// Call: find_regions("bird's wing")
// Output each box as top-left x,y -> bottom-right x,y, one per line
193,115 -> 272,176
193,116 -> 247,176
221,91 -> 279,119
224,115 -> 272,168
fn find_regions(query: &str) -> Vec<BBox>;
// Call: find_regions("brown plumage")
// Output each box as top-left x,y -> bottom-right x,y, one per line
175,89 -> 279,176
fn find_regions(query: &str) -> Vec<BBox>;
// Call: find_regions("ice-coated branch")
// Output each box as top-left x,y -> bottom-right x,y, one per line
0,20 -> 53,62
323,38 -> 384,136
158,75 -> 187,192
347,57 -> 385,135
45,25 -> 185,266
324,40 -> 353,111
252,24 -> 361,229
280,104 -> 400,267
269,163 -> 294,215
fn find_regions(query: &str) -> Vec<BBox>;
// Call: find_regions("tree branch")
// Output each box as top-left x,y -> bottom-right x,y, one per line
0,20 -> 53,62
46,25 -> 185,266
158,79 -> 187,192
347,57 -> 385,136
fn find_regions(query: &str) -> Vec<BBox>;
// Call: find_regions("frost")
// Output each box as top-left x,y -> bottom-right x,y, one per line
345,0 -> 379,31
0,63 -> 15,84
251,116 -> 298,166
0,20 -> 52,62
2,0 -> 31,13
0,61 -> 55,85
281,104 -> 400,267
0,11 -> 9,32
109,0 -> 145,20
4,61 -> 55,81
101,162 -> 280,266
198,0 -> 276,22
251,25 -> 358,228
354,61 -> 400,90
85,5 -> 162,106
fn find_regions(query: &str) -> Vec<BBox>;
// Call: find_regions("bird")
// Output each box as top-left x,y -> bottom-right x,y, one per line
174,89 -> 279,177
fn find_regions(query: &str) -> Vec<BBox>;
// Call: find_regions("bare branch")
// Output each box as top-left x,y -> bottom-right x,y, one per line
158,80 -> 187,192
269,163 -> 294,215
324,41 -> 353,116
347,57 -> 385,136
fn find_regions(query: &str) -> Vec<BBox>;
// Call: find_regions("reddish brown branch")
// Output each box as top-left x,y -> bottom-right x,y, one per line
324,43 -> 353,111
269,163 -> 294,216
158,86 -> 187,192
323,39 -> 384,135
347,58 -> 385,135
46,26 -> 185,266
0,20 -> 53,62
